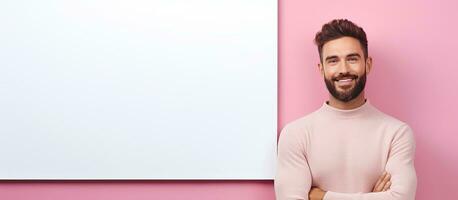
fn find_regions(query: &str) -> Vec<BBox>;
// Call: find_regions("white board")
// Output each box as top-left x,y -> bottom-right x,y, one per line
0,0 -> 277,180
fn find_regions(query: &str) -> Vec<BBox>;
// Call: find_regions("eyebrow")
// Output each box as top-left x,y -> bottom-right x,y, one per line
324,55 -> 339,62
346,53 -> 361,58
324,53 -> 361,62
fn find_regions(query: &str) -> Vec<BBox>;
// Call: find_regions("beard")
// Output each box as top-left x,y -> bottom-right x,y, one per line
324,71 -> 366,102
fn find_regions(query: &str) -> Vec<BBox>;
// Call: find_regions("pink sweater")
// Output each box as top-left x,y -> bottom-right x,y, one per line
274,99 -> 417,200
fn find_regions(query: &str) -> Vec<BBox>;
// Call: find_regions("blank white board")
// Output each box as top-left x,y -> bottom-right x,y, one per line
0,0 -> 277,180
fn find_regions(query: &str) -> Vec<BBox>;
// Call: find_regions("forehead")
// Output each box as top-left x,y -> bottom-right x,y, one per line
322,36 -> 363,58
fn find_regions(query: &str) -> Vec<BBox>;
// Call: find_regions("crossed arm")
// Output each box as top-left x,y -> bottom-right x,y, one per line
309,171 -> 394,200
274,124 -> 417,200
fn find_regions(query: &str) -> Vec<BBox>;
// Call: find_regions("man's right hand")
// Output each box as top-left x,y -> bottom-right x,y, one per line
372,171 -> 391,192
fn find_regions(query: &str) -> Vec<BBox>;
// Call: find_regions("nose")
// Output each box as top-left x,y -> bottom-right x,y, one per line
336,58 -> 351,75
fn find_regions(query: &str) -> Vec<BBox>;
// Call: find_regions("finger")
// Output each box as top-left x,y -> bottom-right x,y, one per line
383,173 -> 391,182
373,171 -> 387,191
377,173 -> 391,191
376,171 -> 387,185
382,181 -> 391,191
373,171 -> 388,191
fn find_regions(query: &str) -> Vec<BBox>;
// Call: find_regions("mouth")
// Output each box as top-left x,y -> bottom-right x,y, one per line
334,76 -> 356,87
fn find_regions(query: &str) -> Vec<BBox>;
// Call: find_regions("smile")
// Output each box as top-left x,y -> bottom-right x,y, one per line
335,78 -> 354,87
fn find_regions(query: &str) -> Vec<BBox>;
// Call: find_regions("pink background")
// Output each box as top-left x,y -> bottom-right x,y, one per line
1,0 -> 457,199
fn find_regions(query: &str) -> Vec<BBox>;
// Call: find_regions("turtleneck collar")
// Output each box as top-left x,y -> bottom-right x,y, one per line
320,98 -> 372,119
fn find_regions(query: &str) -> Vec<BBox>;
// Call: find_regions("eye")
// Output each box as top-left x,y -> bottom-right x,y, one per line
328,59 -> 338,64
348,57 -> 359,62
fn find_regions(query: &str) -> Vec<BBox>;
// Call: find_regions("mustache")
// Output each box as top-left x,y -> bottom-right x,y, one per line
332,74 -> 358,81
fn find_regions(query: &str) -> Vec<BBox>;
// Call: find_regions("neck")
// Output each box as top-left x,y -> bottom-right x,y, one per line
327,91 -> 366,110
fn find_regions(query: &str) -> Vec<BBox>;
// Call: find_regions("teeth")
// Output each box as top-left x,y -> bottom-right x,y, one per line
338,79 -> 353,82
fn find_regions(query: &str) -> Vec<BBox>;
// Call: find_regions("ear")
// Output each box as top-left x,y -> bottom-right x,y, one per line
318,62 -> 324,76
365,56 -> 373,75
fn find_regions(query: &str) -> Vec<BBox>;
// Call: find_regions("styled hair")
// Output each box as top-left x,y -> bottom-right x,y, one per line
314,19 -> 368,63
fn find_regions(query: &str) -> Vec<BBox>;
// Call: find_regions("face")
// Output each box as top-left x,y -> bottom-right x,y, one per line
318,36 -> 372,102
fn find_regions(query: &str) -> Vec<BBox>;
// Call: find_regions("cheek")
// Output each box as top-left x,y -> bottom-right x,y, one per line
324,73 -> 336,81
350,64 -> 366,74
324,69 -> 338,80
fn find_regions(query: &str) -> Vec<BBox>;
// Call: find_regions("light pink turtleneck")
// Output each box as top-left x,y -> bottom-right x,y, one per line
274,99 -> 417,200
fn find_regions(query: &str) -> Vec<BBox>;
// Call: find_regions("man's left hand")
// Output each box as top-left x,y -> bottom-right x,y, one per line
309,186 -> 327,200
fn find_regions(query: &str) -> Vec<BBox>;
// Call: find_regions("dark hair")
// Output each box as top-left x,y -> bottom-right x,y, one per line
314,19 -> 368,63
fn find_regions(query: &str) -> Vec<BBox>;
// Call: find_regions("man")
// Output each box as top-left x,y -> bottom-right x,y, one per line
274,19 -> 417,200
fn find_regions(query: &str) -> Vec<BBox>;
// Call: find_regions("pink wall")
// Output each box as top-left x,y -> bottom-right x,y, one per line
1,0 -> 457,199
278,0 -> 458,199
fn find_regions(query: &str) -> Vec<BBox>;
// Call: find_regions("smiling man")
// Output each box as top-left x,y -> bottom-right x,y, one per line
274,19 -> 417,200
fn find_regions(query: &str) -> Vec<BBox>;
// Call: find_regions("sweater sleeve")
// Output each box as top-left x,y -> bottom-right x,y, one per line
274,125 -> 312,200
323,124 -> 418,200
